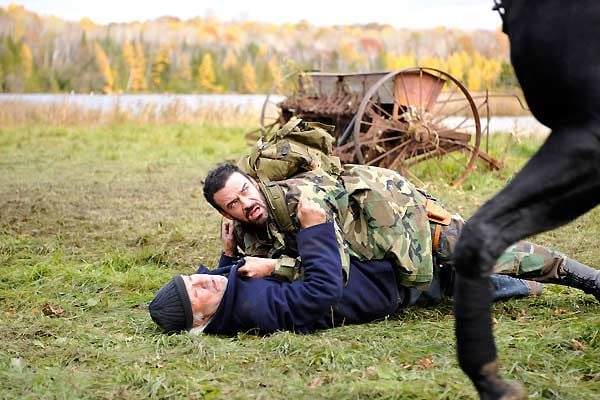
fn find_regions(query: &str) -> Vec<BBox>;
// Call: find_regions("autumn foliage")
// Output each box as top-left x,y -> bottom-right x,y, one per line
0,4 -> 516,94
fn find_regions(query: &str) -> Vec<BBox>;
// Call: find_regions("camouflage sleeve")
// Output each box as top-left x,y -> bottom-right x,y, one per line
286,182 -> 351,282
341,167 -> 433,289
385,204 -> 433,289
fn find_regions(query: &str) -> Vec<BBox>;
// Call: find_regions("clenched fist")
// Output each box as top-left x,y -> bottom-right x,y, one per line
221,217 -> 237,257
297,197 -> 327,229
237,256 -> 276,278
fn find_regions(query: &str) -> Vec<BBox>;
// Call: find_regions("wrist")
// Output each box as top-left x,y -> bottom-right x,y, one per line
268,259 -> 277,274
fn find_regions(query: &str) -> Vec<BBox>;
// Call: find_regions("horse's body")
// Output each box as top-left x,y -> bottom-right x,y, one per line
453,1 -> 600,398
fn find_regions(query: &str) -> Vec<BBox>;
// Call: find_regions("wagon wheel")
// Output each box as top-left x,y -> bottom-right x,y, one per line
345,67 -> 482,186
257,70 -> 304,138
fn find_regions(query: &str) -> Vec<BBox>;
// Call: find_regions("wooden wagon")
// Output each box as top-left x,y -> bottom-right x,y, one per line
259,68 -> 503,186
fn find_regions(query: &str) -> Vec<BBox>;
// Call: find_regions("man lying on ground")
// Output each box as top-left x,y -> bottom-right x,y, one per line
149,198 -> 557,335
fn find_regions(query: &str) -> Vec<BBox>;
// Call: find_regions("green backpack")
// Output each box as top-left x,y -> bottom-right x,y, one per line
238,117 -> 342,232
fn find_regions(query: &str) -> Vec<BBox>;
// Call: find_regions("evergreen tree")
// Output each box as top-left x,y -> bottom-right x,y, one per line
497,61 -> 518,88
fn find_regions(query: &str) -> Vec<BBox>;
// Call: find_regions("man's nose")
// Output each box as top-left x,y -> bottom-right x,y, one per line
240,196 -> 253,209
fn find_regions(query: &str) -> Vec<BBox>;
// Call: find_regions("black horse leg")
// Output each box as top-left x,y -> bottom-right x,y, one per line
453,124 -> 600,399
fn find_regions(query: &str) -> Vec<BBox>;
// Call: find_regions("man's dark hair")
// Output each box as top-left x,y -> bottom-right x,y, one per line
203,163 -> 249,211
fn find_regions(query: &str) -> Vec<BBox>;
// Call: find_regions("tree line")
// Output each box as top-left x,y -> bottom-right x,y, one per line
0,4 -> 518,94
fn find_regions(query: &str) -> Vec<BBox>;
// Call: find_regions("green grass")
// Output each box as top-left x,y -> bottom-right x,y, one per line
1,123 -> 598,399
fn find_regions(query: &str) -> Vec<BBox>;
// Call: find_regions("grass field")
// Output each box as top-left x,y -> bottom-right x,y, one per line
1,122 -> 598,399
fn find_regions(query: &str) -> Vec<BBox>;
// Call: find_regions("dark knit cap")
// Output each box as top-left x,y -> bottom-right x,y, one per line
149,275 -> 193,332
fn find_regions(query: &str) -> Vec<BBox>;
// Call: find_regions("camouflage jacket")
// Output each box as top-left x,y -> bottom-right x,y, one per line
233,164 -> 433,289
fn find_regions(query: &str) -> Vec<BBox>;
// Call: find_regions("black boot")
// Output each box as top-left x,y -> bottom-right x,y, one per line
559,259 -> 600,301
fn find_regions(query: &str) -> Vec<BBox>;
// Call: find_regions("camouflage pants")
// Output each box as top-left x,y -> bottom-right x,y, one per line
433,215 -> 567,282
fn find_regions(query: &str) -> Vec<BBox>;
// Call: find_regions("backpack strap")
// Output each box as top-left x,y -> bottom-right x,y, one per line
258,180 -> 296,234
274,117 -> 304,139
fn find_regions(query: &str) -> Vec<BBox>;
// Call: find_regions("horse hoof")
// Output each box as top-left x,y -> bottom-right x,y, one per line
473,360 -> 527,400
477,378 -> 526,400
497,380 -> 526,400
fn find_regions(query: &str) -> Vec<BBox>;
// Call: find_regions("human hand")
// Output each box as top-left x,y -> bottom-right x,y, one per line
297,197 -> 327,229
237,256 -> 276,278
221,217 -> 237,257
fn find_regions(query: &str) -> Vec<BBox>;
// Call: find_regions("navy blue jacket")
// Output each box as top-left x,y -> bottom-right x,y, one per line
202,222 -> 403,335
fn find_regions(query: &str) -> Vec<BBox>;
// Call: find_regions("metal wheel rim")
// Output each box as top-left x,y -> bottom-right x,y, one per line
352,67 -> 482,186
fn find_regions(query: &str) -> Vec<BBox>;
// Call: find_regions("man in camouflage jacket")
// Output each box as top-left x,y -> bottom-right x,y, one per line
202,162 -> 600,303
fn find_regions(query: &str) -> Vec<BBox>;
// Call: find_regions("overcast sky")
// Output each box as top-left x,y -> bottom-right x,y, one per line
1,0 -> 502,30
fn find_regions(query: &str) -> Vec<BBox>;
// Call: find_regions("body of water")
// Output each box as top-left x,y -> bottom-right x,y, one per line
0,93 -> 284,113
0,93 -> 550,135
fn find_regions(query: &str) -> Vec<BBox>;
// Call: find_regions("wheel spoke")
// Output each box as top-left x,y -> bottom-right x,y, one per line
425,71 -> 444,112
431,84 -> 459,121
366,98 -> 394,119
366,140 -> 412,166
431,100 -> 473,125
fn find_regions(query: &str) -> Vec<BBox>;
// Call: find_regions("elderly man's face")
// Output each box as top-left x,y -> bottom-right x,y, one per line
183,274 -> 228,327
213,172 -> 269,225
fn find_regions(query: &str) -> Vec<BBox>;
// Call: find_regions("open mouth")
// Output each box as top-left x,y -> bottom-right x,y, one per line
246,205 -> 261,220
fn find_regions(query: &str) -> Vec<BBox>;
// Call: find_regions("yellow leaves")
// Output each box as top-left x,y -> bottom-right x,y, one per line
222,50 -> 238,71
122,42 -> 135,68
7,4 -> 25,15
257,45 -> 268,58
466,52 -> 502,91
20,42 -> 32,79
79,17 -> 96,31
151,46 -> 170,89
131,42 -> 147,91
383,53 -> 416,70
197,53 -> 216,92
447,51 -> 470,82
224,25 -> 242,46
467,64 -> 483,91
94,42 -> 114,93
339,42 -> 362,65
419,56 -> 445,70
122,41 -> 147,92
241,61 -> 258,93
480,58 -> 502,88
266,56 -> 282,88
